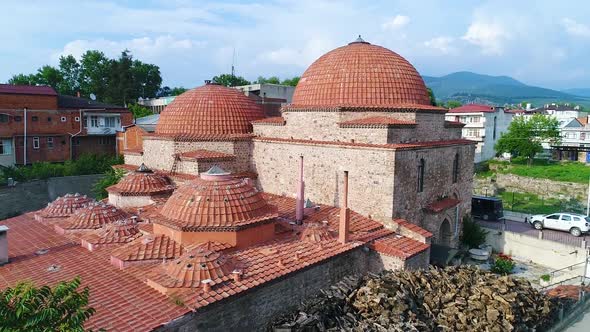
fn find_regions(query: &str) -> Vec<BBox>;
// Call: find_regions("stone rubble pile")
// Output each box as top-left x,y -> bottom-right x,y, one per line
269,266 -> 558,332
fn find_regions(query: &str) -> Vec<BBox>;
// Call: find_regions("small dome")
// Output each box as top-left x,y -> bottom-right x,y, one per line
61,202 -> 129,230
80,218 -> 141,245
299,222 -> 334,243
39,193 -> 94,219
290,38 -> 432,109
107,165 -> 174,196
155,244 -> 236,288
158,169 -> 277,230
155,83 -> 265,139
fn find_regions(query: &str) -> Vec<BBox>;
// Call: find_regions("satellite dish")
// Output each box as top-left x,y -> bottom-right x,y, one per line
89,93 -> 96,101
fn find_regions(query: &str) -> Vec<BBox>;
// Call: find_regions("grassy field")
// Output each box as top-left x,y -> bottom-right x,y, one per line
488,158 -> 590,184
498,191 -> 585,214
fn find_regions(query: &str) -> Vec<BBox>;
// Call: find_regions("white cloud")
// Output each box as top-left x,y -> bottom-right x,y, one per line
52,36 -> 204,62
462,21 -> 508,55
382,15 -> 410,30
423,36 -> 456,54
257,38 -> 336,68
562,18 -> 590,37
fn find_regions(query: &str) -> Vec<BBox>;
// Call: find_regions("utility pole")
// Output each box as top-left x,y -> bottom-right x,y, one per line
587,176 -> 590,216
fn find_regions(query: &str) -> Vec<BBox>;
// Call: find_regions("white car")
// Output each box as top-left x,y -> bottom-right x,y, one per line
529,213 -> 590,237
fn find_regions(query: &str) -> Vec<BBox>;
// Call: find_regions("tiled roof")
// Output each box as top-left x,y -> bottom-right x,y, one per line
57,202 -> 129,231
110,234 -> 183,263
444,120 -> 466,127
448,104 -> 496,113
371,233 -> 430,259
255,137 -> 476,150
251,116 -> 286,126
289,40 -> 433,110
178,149 -> 236,161
546,285 -> 590,300
80,219 -> 142,246
577,116 -> 588,126
148,244 -> 236,289
155,83 -> 265,139
107,169 -> 175,196
392,218 -> 433,238
299,222 -> 335,243
36,193 -> 94,220
0,84 -> 57,96
339,116 -> 417,127
425,197 -> 460,213
0,214 -> 188,331
58,95 -> 126,110
157,176 -> 278,231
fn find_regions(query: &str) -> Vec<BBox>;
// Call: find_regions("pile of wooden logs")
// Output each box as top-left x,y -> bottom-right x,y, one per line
268,266 -> 559,331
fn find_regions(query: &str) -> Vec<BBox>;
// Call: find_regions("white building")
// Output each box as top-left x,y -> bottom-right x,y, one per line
446,104 -> 514,163
554,116 -> 590,162
233,83 -> 295,103
137,96 -> 176,114
532,103 -> 581,128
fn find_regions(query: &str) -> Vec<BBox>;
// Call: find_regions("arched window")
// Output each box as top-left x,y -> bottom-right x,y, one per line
452,153 -> 459,183
417,158 -> 425,192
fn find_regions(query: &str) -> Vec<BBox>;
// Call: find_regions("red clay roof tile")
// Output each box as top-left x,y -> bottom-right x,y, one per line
36,193 -> 95,220
425,197 -> 460,213
107,168 -> 175,196
448,104 -> 496,113
251,116 -> 286,125
178,149 -> 236,161
57,202 -> 129,231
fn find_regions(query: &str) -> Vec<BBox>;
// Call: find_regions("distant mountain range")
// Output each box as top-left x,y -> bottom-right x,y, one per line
422,71 -> 590,107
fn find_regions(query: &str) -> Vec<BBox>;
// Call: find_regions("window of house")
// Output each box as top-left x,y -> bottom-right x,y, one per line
105,117 -> 116,127
73,138 -> 81,146
32,116 -> 38,122
581,133 -> 586,140
61,116 -> 67,122
47,137 -> 54,149
83,116 -> 88,128
459,116 -> 467,123
0,139 -> 12,155
47,117 -> 52,122
15,116 -> 22,122
471,116 -> 480,123
417,158 -> 425,193
453,153 -> 459,183
33,137 -> 40,149
90,116 -> 99,127
0,114 -> 8,123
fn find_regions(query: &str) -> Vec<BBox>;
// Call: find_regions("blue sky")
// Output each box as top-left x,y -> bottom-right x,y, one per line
2,0 -> 590,90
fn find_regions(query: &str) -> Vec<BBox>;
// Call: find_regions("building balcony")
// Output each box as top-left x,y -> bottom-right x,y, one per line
86,127 -> 121,135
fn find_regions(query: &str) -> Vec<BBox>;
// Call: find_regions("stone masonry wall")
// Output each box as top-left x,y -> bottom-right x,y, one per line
392,144 -> 475,246
123,154 -> 144,167
252,140 -> 395,221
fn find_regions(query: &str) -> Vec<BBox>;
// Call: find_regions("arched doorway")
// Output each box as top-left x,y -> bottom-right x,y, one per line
437,219 -> 452,246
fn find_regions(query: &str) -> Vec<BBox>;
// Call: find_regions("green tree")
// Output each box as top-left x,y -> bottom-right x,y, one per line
93,168 -> 125,199
79,50 -> 111,101
131,60 -> 162,99
281,77 -> 300,86
107,50 -> 134,106
8,73 -> 39,86
446,100 -> 462,109
128,103 -> 153,119
170,87 -> 187,96
255,76 -> 280,84
495,114 -> 561,164
0,277 -> 95,332
58,55 -> 81,96
427,88 -> 437,106
211,74 -> 251,87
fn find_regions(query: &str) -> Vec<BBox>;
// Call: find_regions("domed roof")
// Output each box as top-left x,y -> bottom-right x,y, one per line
153,243 -> 236,288
80,218 -> 141,245
289,37 -> 435,110
158,168 -> 277,231
155,83 -> 265,139
38,193 -> 94,219
107,164 -> 175,196
60,202 -> 129,230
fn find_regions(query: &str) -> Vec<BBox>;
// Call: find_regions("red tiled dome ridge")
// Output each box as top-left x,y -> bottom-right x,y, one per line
155,83 -> 265,139
289,38 -> 437,110
107,165 -> 175,196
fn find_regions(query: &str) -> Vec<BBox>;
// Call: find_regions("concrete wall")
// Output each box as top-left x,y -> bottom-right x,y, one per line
0,174 -> 102,219
483,227 -> 587,269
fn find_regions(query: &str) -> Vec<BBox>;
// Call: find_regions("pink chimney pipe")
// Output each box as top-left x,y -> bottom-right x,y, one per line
296,155 -> 305,224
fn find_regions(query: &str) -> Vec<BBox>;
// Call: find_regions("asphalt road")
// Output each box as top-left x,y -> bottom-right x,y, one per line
476,218 -> 589,248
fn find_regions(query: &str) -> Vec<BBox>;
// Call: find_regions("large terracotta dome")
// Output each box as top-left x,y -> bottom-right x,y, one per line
289,37 -> 433,109
156,82 -> 265,139
158,168 -> 277,231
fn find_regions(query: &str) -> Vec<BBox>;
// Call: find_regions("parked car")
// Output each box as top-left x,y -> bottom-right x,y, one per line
472,196 -> 504,221
528,213 -> 590,237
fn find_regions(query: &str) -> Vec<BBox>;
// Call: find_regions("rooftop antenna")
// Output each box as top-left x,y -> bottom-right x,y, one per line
231,48 -> 236,77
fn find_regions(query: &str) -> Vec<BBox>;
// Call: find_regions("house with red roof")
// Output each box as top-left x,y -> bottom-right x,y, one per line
446,104 -> 514,163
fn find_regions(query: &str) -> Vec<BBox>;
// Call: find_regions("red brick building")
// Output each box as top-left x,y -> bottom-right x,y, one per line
0,84 -> 132,167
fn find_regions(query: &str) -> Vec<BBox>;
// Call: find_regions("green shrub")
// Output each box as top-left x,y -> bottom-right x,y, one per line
460,215 -> 489,248
491,253 -> 515,275
540,274 -> 551,282
92,169 -> 125,200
